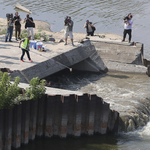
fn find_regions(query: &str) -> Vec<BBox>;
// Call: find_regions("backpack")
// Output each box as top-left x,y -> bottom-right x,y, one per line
92,26 -> 96,31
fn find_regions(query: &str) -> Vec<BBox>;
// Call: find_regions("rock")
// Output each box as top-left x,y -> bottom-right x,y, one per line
130,42 -> 135,46
60,29 -> 65,33
85,36 -> 90,39
59,39 -> 64,43
99,35 -> 105,38
49,37 -> 55,42
78,39 -> 84,43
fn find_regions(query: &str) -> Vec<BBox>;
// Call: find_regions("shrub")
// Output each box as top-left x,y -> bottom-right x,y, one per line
20,29 -> 28,39
25,77 -> 46,100
0,28 -> 7,35
34,33 -> 41,40
0,72 -> 21,109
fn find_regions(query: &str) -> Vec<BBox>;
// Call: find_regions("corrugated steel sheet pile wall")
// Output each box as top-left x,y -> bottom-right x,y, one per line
0,94 -> 119,150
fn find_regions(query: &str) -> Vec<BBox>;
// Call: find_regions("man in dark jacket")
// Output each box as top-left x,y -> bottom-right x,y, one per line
14,12 -> 21,41
24,14 -> 35,40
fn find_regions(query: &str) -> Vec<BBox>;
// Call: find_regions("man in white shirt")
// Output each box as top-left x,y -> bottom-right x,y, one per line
122,14 -> 133,43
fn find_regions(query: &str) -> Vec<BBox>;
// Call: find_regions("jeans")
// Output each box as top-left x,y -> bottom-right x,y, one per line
21,49 -> 31,60
5,27 -> 13,41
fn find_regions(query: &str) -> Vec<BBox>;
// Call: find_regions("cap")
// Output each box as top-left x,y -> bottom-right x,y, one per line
28,35 -> 31,38
86,20 -> 89,22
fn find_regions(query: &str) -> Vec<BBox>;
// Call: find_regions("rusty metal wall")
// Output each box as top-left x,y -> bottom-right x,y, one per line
0,94 -> 119,150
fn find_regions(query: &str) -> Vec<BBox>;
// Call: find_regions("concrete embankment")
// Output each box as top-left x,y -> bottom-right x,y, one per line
86,36 -> 147,74
0,93 -> 119,150
0,38 -> 107,83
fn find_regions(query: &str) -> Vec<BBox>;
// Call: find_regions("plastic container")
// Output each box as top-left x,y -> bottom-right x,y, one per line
29,40 -> 37,49
42,45 -> 47,50
36,42 -> 43,50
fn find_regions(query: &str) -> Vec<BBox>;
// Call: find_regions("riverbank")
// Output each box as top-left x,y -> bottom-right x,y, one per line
0,18 -> 123,43
0,18 -> 148,134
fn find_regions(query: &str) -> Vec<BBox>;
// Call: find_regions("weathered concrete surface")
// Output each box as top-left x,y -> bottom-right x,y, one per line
84,36 -> 147,74
0,37 -> 107,83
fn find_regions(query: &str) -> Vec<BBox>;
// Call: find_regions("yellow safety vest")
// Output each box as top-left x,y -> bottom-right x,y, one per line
21,38 -> 30,50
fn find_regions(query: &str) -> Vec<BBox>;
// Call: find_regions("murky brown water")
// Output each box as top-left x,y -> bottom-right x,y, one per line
1,0 -> 150,149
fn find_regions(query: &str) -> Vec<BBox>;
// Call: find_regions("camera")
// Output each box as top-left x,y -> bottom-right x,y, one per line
6,13 -> 13,21
124,13 -> 131,21
64,16 -> 70,24
124,16 -> 129,21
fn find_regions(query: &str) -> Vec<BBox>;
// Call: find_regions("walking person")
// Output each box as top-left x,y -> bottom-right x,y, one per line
14,12 -> 21,41
64,16 -> 74,46
122,13 -> 133,43
5,13 -> 14,42
19,35 -> 32,62
84,20 -> 95,36
24,14 -> 35,40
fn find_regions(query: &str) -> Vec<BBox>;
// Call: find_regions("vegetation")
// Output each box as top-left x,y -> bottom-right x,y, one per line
25,77 -> 46,100
0,28 -> 7,35
0,72 -> 20,109
20,29 -> 28,39
34,32 -> 49,41
0,71 -> 46,109
20,29 -> 49,41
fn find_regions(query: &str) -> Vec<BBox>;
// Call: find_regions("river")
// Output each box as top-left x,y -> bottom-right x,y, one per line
1,0 -> 150,149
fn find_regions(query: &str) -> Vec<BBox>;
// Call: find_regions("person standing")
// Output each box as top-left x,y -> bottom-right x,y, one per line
5,13 -> 14,42
64,16 -> 74,46
24,14 -> 35,40
19,35 -> 32,62
84,20 -> 95,36
14,12 -> 21,41
122,14 -> 133,43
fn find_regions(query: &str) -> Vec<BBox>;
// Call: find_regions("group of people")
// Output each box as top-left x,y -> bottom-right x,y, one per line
64,16 -> 96,46
63,13 -> 133,46
4,13 -> 133,62
5,12 -> 35,42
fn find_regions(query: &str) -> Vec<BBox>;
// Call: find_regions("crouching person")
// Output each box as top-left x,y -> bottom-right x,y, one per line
19,35 -> 32,62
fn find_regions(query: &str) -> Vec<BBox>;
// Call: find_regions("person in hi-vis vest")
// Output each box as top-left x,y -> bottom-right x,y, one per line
19,35 -> 32,62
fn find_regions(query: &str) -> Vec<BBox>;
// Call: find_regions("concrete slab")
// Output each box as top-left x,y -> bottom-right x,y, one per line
17,82 -> 82,96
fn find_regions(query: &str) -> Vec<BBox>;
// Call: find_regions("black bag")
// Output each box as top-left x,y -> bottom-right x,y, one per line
92,26 -> 96,31
32,22 -> 35,28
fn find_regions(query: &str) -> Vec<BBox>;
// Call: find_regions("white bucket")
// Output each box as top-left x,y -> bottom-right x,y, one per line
36,42 -> 43,50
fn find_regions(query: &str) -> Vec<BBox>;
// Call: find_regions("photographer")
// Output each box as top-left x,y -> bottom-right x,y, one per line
14,12 -> 21,41
5,13 -> 14,42
84,20 -> 95,36
64,16 -> 74,46
24,14 -> 35,40
122,13 -> 133,43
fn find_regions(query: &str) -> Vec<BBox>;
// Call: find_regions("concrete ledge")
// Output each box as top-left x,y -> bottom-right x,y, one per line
83,36 -> 145,74
8,40 -> 107,83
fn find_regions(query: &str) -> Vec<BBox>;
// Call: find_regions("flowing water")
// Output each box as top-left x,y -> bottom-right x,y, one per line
1,0 -> 150,149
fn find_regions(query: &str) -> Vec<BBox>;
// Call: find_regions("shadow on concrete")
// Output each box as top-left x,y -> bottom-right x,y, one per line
0,60 -> 19,64
0,55 -> 19,60
0,43 -> 18,48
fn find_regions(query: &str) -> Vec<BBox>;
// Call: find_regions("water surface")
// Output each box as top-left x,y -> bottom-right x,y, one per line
1,0 -> 150,149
